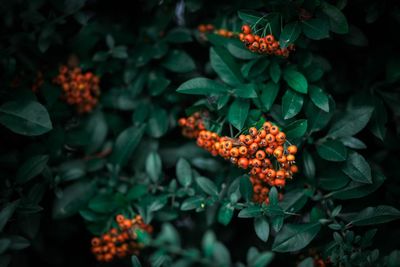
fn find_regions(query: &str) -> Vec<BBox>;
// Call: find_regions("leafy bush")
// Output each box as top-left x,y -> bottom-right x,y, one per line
1,0 -> 400,266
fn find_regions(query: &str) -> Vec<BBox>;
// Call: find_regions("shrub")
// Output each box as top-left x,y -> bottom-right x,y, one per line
1,0 -> 400,266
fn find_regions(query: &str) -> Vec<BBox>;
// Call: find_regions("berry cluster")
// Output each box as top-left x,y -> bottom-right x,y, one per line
239,24 -> 295,57
91,214 -> 153,262
297,248 -> 331,267
178,113 -> 299,204
53,65 -> 100,113
198,24 -> 236,38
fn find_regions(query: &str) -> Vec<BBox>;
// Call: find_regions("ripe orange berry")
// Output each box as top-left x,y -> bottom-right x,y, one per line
244,135 -> 253,145
265,34 -> 275,44
244,34 -> 255,44
276,132 -> 286,142
238,157 -> 249,169
287,154 -> 295,161
290,165 -> 299,173
250,41 -> 259,51
91,238 -> 101,246
287,145 -> 298,154
270,126 -> 279,135
241,24 -> 251,34
230,147 -> 239,157
239,146 -> 248,155
276,170 -> 285,179
256,150 -> 266,160
275,179 -> 286,187
206,24 -> 214,31
266,134 -> 275,143
249,142 -> 259,153
224,141 -> 233,150
267,169 -> 276,178
248,127 -> 258,137
273,149 -> 283,158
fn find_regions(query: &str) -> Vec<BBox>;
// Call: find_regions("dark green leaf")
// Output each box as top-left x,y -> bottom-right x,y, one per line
110,125 -> 145,167
282,90 -> 304,120
176,158 -> 192,187
279,22 -> 301,48
269,61 -> 281,83
283,69 -> 308,94
127,185 -> 148,200
165,28 -> 193,43
302,18 -> 330,40
181,196 -> 204,211
344,206 -> 400,226
210,46 -> 244,86
0,200 -> 19,232
196,177 -> 219,197
161,50 -> 195,73
260,82 -> 280,112
302,150 -> 316,179
369,97 -> 387,141
228,99 -> 250,130
146,107 -> 169,138
146,152 -> 162,182
0,101 -> 52,136
341,152 -> 372,184
285,119 -> 308,139
238,206 -> 263,218
233,84 -> 258,98
306,99 -> 335,132
131,255 -> 142,267
227,40 -> 261,60
309,85 -> 329,112
16,155 -> 49,184
328,107 -> 374,138
218,203 -> 234,226
272,222 -> 321,252
254,217 -> 270,242
249,252 -> 274,267
322,2 -> 349,34
176,78 -> 229,95
317,140 -> 347,161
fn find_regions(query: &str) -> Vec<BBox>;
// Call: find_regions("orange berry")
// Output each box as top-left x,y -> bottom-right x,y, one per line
265,34 -> 275,44
270,125 -> 279,135
273,149 -> 283,158
276,170 -> 285,179
290,165 -> 299,173
241,24 -> 251,34
267,169 -> 276,178
198,24 -> 207,33
230,147 -> 239,157
256,150 -> 266,160
275,179 -> 286,187
244,135 -> 253,145
287,145 -> 298,154
239,146 -> 248,155
249,143 -> 259,153
91,237 -> 101,247
249,127 -> 258,137
287,154 -> 295,161
244,34 -> 255,44
276,132 -> 286,142
266,134 -> 275,143
238,157 -> 249,169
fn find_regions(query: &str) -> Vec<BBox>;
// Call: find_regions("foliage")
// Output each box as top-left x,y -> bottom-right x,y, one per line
1,0 -> 400,266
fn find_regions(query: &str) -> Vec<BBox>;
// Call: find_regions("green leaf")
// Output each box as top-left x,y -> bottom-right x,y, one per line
298,257 -> 314,267
317,140 -> 347,161
342,152 -> 372,184
260,82 -> 280,112
228,99 -> 250,131
238,206 -> 263,218
88,194 -> 118,213
110,125 -> 145,167
9,235 -> 30,250
282,90 -> 304,120
131,255 -> 142,267
165,28 -> 193,43
227,40 -> 261,60
210,46 -> 244,86
344,206 -> 400,226
0,238 -> 11,254
238,10 -> 267,25
233,84 -> 258,98
176,158 -> 192,187
181,196 -> 204,211
280,189 -> 308,213
309,85 -> 329,112
196,177 -> 219,197
285,119 -> 308,139
369,98 -> 387,141
340,136 -> 367,149
16,155 -> 49,184
254,217 -> 270,242
240,175 -> 253,202
0,200 -> 19,232
127,185 -> 148,200
283,69 -> 308,94
269,61 -> 281,83
161,50 -> 195,73
202,231 -> 216,258
302,150 -> 316,179
53,180 -> 96,219
322,2 -> 349,34
306,99 -> 335,132
272,222 -> 321,252
302,18 -> 330,40
279,22 -> 301,48
328,107 -> 374,138
331,170 -> 386,199
0,101 -> 52,136
218,203 -> 234,226
387,250 -> 400,267
146,152 -> 162,182
249,252 -> 274,267
176,78 -> 229,95
146,107 -> 168,138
